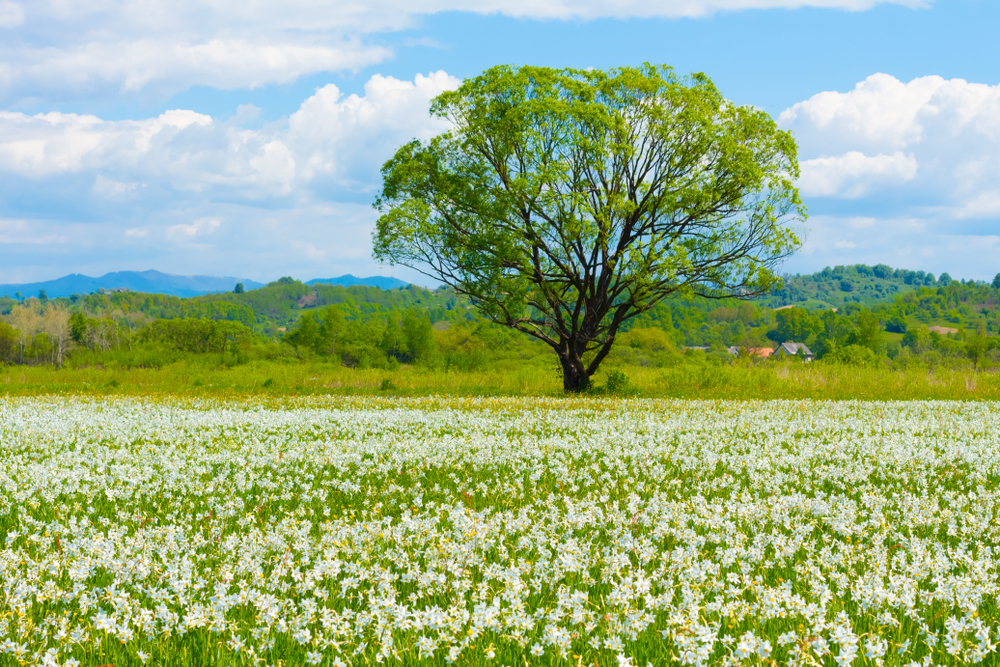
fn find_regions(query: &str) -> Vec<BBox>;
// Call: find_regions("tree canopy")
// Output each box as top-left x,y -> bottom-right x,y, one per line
391,64 -> 805,389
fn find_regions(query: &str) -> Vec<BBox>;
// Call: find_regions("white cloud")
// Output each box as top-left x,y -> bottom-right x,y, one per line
167,217 -> 220,242
380,0 -> 925,20
0,108 -> 211,177
94,175 -> 139,198
780,73 -> 944,151
11,66 -> 1000,284
288,71 -> 458,191
798,151 -> 917,198
958,191 -> 1000,220
4,38 -> 393,104
0,71 -> 458,199
786,214 -> 1000,280
0,1 -> 24,27
0,71 -> 459,281
779,74 -> 1000,277
782,73 -> 1000,157
0,199 -> 403,284
0,0 -> 923,105
783,74 -> 1000,213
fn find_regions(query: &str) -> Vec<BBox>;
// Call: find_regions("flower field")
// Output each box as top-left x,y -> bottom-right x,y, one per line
2,397 -> 999,667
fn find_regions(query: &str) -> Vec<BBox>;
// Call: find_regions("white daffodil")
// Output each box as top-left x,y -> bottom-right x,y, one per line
0,396 -> 998,666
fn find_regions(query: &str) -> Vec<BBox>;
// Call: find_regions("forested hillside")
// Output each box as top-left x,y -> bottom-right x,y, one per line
0,277 -> 465,334
2,265 -> 999,373
759,264 -> 973,309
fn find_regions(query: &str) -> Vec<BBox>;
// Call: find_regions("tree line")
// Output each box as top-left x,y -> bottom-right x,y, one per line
3,278 -> 1000,372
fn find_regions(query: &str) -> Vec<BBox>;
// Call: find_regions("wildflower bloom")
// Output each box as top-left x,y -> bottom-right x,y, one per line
0,396 -> 997,665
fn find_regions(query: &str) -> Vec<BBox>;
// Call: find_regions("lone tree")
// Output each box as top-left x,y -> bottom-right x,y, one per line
374,64 -> 805,391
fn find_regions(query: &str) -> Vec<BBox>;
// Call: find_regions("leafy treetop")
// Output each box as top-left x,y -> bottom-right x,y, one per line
374,63 -> 805,390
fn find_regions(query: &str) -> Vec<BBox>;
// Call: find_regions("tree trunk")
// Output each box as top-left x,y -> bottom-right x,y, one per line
559,351 -> 589,393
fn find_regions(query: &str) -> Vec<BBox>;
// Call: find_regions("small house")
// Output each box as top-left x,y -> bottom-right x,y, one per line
774,342 -> 814,362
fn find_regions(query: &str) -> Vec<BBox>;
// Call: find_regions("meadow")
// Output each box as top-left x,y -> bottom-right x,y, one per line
0,358 -> 999,401
2,395 -> 999,667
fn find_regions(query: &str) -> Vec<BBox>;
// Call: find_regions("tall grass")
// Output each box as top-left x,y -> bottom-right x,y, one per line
1,358 -> 997,400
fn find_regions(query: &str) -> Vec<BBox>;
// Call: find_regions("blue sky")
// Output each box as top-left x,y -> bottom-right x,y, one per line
1,0 -> 998,285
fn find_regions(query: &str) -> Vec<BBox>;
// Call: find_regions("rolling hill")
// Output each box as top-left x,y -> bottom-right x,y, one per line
0,270 -> 265,299
0,271 -> 412,299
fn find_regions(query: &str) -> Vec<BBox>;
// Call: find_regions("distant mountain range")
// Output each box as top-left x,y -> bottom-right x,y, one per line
0,270 -> 410,299
306,275 -> 410,290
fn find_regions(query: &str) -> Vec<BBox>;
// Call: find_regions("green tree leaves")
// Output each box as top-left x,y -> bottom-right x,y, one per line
375,64 -> 805,390
850,309 -> 884,352
774,308 -> 821,343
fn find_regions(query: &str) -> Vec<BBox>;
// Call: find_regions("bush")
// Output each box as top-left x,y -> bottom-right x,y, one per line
604,369 -> 633,395
825,344 -> 881,368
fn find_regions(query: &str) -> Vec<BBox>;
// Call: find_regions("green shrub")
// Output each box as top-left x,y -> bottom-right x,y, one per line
604,369 -> 633,395
825,344 -> 881,368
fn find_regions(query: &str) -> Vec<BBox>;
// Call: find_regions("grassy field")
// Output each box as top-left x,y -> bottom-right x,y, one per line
0,358 -> 998,401
2,396 -> 999,666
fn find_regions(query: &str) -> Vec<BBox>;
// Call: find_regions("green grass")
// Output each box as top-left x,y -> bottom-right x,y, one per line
1,357 -> 997,400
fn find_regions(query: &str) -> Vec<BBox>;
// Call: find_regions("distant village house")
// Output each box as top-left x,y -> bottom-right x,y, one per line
773,342 -> 814,362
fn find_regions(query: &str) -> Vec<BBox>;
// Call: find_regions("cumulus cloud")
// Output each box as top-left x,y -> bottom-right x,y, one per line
774,73 -> 1000,278
0,0 -> 923,105
781,73 -> 1000,157
0,108 -> 213,177
0,71 -> 460,281
779,74 -> 1000,203
9,65 -> 1000,283
781,74 -> 1000,268
798,151 -> 918,198
781,73 -> 941,151
0,71 -> 458,202
960,191 -> 1000,220
288,72 -> 457,192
